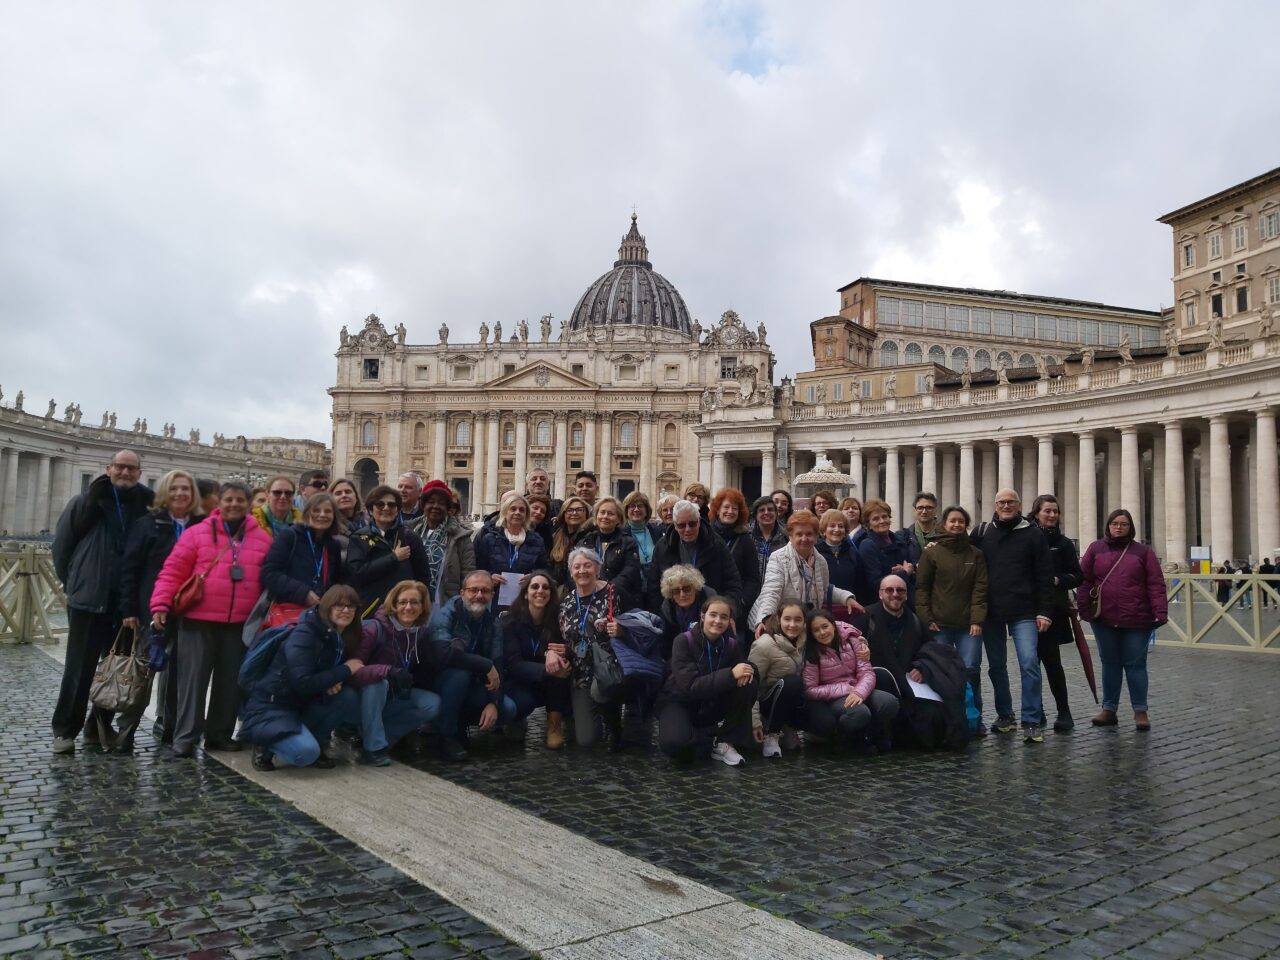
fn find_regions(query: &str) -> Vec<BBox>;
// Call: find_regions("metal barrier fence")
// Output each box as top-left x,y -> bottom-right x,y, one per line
1161,573 -> 1280,652
0,545 -> 68,644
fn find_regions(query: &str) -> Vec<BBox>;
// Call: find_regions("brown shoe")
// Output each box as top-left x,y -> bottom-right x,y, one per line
545,711 -> 565,750
1091,709 -> 1118,726
1134,711 -> 1151,731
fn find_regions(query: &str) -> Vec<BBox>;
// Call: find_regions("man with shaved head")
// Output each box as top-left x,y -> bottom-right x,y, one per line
968,489 -> 1054,743
51,449 -> 154,753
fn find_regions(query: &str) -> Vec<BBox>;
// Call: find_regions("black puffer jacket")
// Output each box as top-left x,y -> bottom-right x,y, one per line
662,624 -> 752,702
1033,521 -> 1082,619
347,523 -> 433,614
118,509 -> 200,620
575,527 -> 642,609
970,516 -> 1053,622
53,475 -> 154,614
649,524 -> 744,619
711,521 -> 763,620
261,523 -> 346,605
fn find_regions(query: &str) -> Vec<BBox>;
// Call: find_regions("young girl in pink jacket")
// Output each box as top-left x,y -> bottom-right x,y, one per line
802,610 -> 900,750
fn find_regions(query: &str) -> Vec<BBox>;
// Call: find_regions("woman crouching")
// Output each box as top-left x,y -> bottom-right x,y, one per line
802,610 -> 899,752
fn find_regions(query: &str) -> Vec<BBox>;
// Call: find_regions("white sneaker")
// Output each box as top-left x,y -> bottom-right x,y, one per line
762,734 -> 782,758
712,741 -> 745,766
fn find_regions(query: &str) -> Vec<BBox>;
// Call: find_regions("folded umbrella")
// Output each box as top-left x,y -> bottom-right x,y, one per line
1069,609 -> 1099,703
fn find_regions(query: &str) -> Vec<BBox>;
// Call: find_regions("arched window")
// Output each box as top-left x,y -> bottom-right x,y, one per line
949,348 -> 967,372
619,421 -> 636,447
1044,355 -> 1059,366
1018,353 -> 1035,368
413,421 -> 427,448
663,422 -> 678,449
904,342 -> 923,365
880,341 -> 899,366
455,420 -> 471,446
974,349 -> 992,371
535,419 -> 551,446
571,422 -> 584,448
928,345 -> 946,366
502,423 -> 515,449
997,351 -> 1014,368
361,420 -> 377,447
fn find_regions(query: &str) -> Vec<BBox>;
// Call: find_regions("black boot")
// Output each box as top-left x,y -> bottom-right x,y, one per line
252,746 -> 275,771
603,706 -> 625,753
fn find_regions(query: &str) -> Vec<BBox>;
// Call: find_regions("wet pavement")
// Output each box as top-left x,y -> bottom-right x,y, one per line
0,644 -> 530,960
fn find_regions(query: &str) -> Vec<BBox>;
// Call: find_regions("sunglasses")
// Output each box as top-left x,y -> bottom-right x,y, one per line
331,603 -> 356,612
881,588 -> 907,594
373,500 -> 399,510
306,481 -> 329,490
270,490 -> 295,498
674,520 -> 699,530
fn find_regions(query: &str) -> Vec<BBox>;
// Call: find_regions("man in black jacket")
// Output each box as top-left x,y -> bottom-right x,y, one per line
648,500 -> 744,621
51,450 -> 154,753
969,489 -> 1053,743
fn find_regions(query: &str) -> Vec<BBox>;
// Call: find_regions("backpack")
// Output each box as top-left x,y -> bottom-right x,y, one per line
238,623 -> 295,694
850,527 -> 871,548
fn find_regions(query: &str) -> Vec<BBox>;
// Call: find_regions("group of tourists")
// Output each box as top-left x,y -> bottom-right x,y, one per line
50,450 -> 1168,771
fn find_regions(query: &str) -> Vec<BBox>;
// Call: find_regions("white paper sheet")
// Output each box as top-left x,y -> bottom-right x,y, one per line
496,573 -> 525,607
907,678 -> 942,702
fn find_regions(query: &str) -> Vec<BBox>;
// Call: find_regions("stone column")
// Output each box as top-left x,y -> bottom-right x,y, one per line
514,413 -> 529,488
1151,433 -> 1166,557
34,455 -> 51,532
884,446 -> 901,523
1037,436 -> 1055,497
761,440 -> 776,496
1,450 -> 18,534
959,441 -> 976,520
1120,425 -> 1141,535
864,452 -> 880,500
431,413 -> 447,480
553,415 -> 568,500
386,415 -> 403,479
1257,407 -> 1279,561
1209,414 -> 1233,563
598,417 -> 613,497
52,458 -> 74,524
940,449 -> 958,508
711,451 -> 727,492
470,417 -> 486,515
1078,430 -> 1097,546
638,414 -> 656,499
903,450 -> 919,504
584,416 -> 598,479
1185,430 -> 1201,553
482,413 -> 500,512
980,447 -> 997,515
1106,437 -> 1122,512
920,444 -> 937,496
849,448 -> 864,497
1019,444 -> 1036,502
1163,421 -> 1186,565
1063,439 -> 1080,545
997,438 -> 1015,493
1232,433 -> 1251,558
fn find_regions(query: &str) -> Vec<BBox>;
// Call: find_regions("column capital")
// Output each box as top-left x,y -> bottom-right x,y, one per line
515,411 -> 530,423
1253,405 -> 1277,419
997,437 -> 1014,448
959,439 -> 975,450
920,442 -> 936,451
1075,428 -> 1094,440
1120,423 -> 1139,436
1208,413 -> 1231,425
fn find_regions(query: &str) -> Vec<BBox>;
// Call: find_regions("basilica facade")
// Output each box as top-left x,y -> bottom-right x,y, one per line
328,215 -> 774,513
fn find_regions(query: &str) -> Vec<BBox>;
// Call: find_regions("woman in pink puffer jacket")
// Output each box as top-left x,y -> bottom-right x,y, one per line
802,611 -> 900,750
151,481 -> 273,757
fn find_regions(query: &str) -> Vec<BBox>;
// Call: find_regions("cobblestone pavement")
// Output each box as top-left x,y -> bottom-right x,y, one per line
0,644 -> 530,960
414,645 -> 1280,960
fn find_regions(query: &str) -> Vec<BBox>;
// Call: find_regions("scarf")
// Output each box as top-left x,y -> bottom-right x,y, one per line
628,521 -> 654,564
503,526 -> 527,548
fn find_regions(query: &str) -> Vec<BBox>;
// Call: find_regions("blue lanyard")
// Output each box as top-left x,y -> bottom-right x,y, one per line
705,638 -> 722,674
798,557 -> 814,604
171,517 -> 186,541
111,485 -> 126,535
305,529 -> 325,585
574,592 -> 592,637
223,521 -> 243,565
509,544 -> 520,569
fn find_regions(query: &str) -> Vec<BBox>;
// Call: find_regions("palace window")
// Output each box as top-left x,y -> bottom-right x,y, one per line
664,364 -> 679,381
832,382 -> 843,401
806,385 -> 815,403
928,345 -> 946,366
974,349 -> 992,370
1260,210 -> 1280,241
413,421 -> 427,448
916,374 -> 928,392
861,379 -> 872,398
571,363 -> 585,377
619,421 -> 636,447
880,341 -> 899,365
997,351 -> 1014,368
415,365 -> 431,381
924,302 -> 946,330
1236,286 -> 1249,313
535,419 -> 551,446
877,296 -> 900,324
904,342 -> 922,365
1183,301 -> 1197,326
1018,353 -> 1035,368
949,347 -> 967,372
1059,317 -> 1078,342
503,363 -> 516,376
947,305 -> 969,331
1182,242 -> 1195,268
663,423 -> 678,449
571,423 -> 583,448
720,357 -> 737,379
503,423 -> 515,448
1233,222 -> 1248,251
362,359 -> 380,380
452,363 -> 472,380
902,300 -> 924,327
618,364 -> 637,380
1211,293 -> 1224,317
971,308 -> 992,334
993,310 -> 1013,336
1267,276 -> 1280,304
1036,314 -> 1056,340
361,420 -> 377,447
1209,232 -> 1222,259
455,420 -> 471,446
1013,312 -> 1035,338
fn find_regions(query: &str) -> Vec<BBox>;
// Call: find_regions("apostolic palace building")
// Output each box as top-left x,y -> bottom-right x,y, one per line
328,166 -> 1280,569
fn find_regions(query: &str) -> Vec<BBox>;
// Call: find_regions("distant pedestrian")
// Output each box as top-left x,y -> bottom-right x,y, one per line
1260,557 -> 1275,609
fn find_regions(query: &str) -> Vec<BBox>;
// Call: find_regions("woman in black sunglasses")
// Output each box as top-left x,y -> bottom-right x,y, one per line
347,485 -> 432,616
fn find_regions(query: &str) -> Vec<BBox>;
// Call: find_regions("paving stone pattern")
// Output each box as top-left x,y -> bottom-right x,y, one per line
418,646 -> 1280,960
0,644 -> 530,960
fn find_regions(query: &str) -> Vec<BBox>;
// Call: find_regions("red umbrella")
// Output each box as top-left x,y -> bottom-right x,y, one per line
1069,610 -> 1099,703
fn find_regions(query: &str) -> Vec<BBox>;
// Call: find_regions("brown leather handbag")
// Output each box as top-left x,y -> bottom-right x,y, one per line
88,626 -> 153,751
171,540 -> 232,616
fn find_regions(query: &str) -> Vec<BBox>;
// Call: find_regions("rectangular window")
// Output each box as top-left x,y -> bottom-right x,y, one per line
971,308 -> 992,334
806,385 -> 815,402
1058,317 -> 1078,342
571,363 -> 585,377
915,374 -> 928,393
1267,276 -> 1280,304
1100,322 -> 1121,346
501,459 -> 513,469
362,358 -> 380,380
452,459 -> 467,468
570,460 -> 581,470
415,365 -> 431,381
1183,301 -> 1197,326
832,382 -> 843,401
1261,211 -> 1280,240
1081,319 -> 1101,345
1233,222 -> 1247,251
452,363 -> 472,380
860,379 -> 872,398
720,357 -> 737,379
1235,261 -> 1247,275
1211,293 -> 1224,317
1182,242 -> 1195,268
1013,312 -> 1035,338
993,310 -> 1013,336
924,302 -> 946,329
1236,286 -> 1249,312
664,364 -> 679,381
1035,314 -> 1056,340
503,363 -> 516,376
618,461 -> 633,471
902,299 -> 924,328
946,305 -> 969,331
1212,270 -> 1222,282
619,363 -> 638,380
1209,233 -> 1222,259
1140,327 -> 1161,347
877,295 -> 900,325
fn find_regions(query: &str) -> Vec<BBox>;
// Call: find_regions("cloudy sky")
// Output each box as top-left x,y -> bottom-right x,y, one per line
2,1 -> 1277,444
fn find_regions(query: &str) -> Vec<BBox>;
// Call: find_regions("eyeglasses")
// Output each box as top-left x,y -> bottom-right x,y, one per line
995,499 -> 1020,507
373,500 -> 398,510
915,504 -> 936,512
270,490 -> 295,498
565,507 -> 585,515
674,520 -> 699,530
463,586 -> 494,596
331,603 -> 356,612
111,463 -> 141,472
881,587 -> 907,595
672,585 -> 696,594
527,583 -> 552,592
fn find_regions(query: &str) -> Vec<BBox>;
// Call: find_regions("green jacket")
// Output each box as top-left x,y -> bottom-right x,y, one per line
916,533 -> 988,629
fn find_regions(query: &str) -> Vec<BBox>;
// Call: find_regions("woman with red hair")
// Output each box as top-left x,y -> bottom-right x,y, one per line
709,487 -> 763,628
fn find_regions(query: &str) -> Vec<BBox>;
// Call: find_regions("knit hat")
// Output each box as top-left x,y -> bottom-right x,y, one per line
419,479 -> 454,506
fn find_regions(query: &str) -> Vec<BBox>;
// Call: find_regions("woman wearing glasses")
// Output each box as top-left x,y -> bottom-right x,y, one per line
657,564 -> 714,661
347,486 -> 432,615
548,496 -> 591,588
240,584 -> 365,770
252,475 -> 302,538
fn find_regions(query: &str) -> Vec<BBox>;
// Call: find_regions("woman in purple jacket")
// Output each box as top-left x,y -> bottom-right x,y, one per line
1078,509 -> 1167,731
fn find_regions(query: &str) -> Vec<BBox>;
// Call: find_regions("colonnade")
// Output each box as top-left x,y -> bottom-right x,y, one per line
794,406 -> 1280,564
0,449 -> 77,536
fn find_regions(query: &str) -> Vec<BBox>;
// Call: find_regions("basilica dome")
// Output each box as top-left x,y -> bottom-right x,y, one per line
568,214 -> 694,338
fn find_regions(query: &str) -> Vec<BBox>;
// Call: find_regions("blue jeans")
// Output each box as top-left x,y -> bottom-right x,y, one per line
359,681 -> 441,752
971,619 -> 1042,725
433,668 -> 516,738
270,687 -> 360,767
1093,625 -> 1149,712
